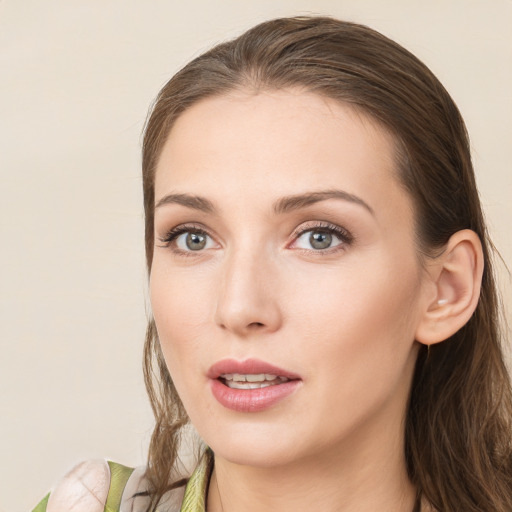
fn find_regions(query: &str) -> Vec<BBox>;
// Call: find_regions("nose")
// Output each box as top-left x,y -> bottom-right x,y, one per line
214,246 -> 283,337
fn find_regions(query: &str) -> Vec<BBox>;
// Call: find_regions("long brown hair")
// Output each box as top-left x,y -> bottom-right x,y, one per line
141,16 -> 512,510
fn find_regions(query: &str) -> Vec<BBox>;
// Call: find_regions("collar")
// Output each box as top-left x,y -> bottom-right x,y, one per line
180,449 -> 214,512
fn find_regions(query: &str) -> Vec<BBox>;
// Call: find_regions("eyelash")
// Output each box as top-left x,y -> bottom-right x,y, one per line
291,221 -> 354,254
158,223 -> 211,255
158,221 -> 354,255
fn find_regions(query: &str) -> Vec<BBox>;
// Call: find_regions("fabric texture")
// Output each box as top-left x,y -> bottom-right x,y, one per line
32,451 -> 212,512
105,461 -> 136,512
32,460 -> 136,512
179,450 -> 212,512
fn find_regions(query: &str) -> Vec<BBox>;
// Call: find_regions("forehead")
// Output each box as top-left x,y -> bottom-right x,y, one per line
154,89 -> 411,221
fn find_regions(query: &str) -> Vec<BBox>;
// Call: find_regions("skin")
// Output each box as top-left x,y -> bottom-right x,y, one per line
150,89 -> 435,511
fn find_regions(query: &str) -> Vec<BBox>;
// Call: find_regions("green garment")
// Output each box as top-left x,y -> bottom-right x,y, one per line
32,453 -> 212,512
31,462 -> 135,512
105,461 -> 136,511
180,450 -> 212,512
32,493 -> 49,512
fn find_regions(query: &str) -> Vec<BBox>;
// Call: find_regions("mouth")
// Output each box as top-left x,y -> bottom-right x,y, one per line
208,358 -> 300,383
208,359 -> 301,412
219,373 -> 291,389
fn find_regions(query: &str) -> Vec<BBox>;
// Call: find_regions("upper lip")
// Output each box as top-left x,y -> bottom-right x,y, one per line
208,358 -> 301,380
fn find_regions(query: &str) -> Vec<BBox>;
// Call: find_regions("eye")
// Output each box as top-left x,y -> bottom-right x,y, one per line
295,230 -> 341,250
176,231 -> 213,251
292,223 -> 352,252
159,225 -> 217,253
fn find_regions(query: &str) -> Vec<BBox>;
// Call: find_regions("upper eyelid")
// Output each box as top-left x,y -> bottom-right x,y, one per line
160,220 -> 345,235
291,221 -> 352,237
160,223 -> 210,239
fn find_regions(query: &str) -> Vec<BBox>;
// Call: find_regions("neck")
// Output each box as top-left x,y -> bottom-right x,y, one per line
207,413 -> 416,512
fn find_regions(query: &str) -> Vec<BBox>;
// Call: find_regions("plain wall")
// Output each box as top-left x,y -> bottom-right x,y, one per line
1,1 -> 510,510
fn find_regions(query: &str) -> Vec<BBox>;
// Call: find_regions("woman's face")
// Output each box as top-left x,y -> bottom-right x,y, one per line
150,90 -> 430,468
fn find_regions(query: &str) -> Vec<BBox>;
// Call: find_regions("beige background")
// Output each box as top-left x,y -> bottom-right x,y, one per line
1,1 -> 510,510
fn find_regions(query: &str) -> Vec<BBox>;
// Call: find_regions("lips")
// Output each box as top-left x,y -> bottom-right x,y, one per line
208,358 -> 301,412
208,358 -> 301,380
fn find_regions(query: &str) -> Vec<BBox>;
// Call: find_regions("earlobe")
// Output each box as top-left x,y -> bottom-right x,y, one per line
415,229 -> 484,345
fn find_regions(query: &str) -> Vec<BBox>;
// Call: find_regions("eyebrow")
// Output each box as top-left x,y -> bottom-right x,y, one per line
155,193 -> 216,213
273,190 -> 375,216
155,189 -> 374,216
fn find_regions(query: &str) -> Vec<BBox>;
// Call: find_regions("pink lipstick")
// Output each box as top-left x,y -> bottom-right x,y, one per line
208,358 -> 301,412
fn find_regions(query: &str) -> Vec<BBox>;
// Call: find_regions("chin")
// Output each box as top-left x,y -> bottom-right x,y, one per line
213,441 -> 296,468
200,421 -> 308,468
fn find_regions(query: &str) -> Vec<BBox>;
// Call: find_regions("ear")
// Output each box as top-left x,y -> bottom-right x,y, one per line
415,229 -> 484,345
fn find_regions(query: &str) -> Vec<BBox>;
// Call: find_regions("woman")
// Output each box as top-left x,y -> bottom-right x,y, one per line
34,15 -> 512,512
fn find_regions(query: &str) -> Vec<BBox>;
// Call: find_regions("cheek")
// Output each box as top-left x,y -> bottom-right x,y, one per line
150,270 -> 214,425
149,264 -> 211,379
283,261 -> 422,441
289,256 -> 422,386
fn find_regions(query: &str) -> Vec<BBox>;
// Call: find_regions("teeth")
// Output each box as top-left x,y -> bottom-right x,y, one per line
219,373 -> 290,389
246,374 -> 265,382
227,381 -> 276,389
220,373 -> 285,382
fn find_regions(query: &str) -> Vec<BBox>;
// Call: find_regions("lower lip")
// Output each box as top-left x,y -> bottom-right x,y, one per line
210,378 -> 300,412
